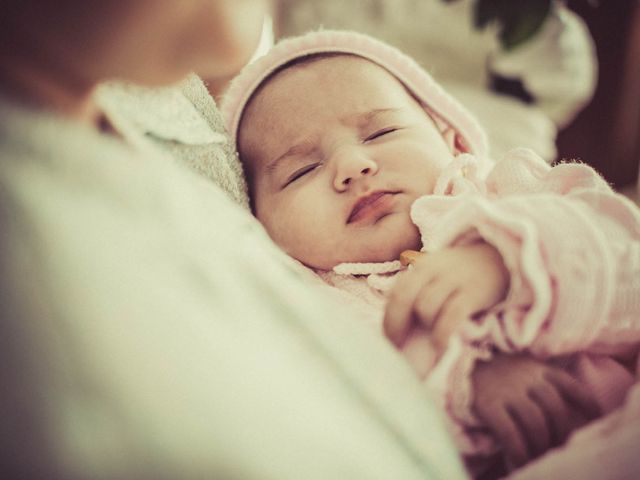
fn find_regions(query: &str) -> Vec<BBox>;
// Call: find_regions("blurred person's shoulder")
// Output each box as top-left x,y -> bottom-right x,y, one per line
0,94 -> 471,480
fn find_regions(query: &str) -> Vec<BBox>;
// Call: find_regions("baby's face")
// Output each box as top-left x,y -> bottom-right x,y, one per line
239,56 -> 455,270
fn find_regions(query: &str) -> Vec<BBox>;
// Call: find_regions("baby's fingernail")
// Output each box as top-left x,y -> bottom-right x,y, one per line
384,326 -> 403,346
433,336 -> 447,353
399,250 -> 422,266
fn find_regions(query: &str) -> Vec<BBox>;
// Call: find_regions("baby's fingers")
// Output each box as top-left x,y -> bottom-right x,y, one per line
528,381 -> 574,447
508,397 -> 551,461
545,370 -> 602,421
482,407 -> 529,469
412,279 -> 456,331
384,272 -> 426,346
431,295 -> 472,353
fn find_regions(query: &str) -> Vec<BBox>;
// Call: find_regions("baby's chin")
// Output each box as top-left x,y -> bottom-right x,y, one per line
301,245 -> 412,271
360,239 -> 421,264
327,232 -> 422,269
295,222 -> 422,270
367,222 -> 423,262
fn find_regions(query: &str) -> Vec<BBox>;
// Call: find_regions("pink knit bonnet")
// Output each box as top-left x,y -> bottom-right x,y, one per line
221,29 -> 488,159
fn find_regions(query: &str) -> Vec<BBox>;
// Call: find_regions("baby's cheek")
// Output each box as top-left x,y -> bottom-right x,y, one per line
374,213 -> 422,257
271,214 -> 334,265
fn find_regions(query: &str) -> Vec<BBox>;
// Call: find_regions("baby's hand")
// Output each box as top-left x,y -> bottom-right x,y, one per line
384,241 -> 509,353
472,354 -> 602,470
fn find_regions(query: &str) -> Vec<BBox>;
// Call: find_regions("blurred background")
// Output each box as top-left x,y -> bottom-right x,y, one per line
237,0 -> 640,202
556,0 -> 640,200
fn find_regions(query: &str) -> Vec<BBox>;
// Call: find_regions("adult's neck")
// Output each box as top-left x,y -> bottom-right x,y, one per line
0,48 -> 100,126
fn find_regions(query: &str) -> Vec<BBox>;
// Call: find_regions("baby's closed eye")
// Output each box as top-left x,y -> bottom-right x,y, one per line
364,127 -> 400,142
284,162 -> 321,187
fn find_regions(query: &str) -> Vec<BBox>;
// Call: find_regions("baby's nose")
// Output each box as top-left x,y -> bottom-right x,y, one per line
333,151 -> 378,191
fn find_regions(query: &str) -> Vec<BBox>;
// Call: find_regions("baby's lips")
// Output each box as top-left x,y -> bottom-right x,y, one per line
399,249 -> 423,266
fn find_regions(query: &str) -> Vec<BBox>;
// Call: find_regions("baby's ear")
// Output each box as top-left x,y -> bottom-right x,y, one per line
440,125 -> 469,156
441,126 -> 469,157
453,132 -> 471,155
441,126 -> 457,154
427,107 -> 470,156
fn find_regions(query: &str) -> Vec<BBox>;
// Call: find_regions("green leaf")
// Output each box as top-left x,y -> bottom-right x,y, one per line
470,0 -> 553,50
499,0 -> 552,49
474,0 -> 503,29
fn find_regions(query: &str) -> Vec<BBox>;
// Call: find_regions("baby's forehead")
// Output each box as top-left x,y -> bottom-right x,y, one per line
247,54 -> 417,119
266,53 -> 396,90
240,54 -> 431,152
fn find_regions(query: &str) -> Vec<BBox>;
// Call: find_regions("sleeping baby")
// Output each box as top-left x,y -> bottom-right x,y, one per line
221,30 -> 640,476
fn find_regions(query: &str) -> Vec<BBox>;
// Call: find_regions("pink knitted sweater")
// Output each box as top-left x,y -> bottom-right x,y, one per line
318,147 -> 640,458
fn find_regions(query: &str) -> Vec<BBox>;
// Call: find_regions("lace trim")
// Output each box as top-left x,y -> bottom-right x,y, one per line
333,260 -> 403,276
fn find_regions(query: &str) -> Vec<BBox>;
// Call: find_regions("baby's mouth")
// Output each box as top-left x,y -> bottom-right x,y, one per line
347,191 -> 398,224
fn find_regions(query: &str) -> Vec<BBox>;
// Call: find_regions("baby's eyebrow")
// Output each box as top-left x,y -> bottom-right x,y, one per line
355,107 -> 402,126
266,140 -> 317,174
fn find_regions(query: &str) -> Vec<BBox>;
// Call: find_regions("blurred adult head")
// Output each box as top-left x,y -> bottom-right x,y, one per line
0,0 -> 267,113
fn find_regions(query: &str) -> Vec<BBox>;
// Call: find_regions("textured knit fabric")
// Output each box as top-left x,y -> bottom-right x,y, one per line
413,149 -> 640,360
97,76 -> 250,208
321,148 -> 640,461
